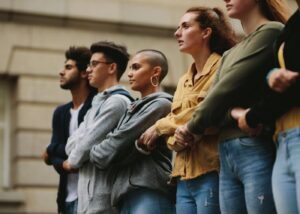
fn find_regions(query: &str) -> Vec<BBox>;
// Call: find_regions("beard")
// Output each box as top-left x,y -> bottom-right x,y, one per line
60,76 -> 80,90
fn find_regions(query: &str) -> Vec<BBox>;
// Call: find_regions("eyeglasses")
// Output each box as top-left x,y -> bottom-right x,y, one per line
87,60 -> 113,69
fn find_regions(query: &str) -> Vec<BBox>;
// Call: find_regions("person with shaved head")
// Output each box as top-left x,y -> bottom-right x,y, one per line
89,49 -> 175,214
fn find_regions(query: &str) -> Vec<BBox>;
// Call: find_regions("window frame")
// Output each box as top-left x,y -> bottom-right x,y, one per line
0,80 -> 12,189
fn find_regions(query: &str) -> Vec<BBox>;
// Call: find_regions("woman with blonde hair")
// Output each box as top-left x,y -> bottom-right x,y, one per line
138,6 -> 236,214
175,0 -> 290,213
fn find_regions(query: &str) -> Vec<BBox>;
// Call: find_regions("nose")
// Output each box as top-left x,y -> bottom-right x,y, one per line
59,69 -> 64,76
174,28 -> 180,39
86,66 -> 92,74
127,70 -> 133,78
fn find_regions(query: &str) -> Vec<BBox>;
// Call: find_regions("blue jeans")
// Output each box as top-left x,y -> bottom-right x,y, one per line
176,172 -> 220,214
219,137 -> 276,214
63,199 -> 78,214
272,127 -> 300,214
120,188 -> 175,214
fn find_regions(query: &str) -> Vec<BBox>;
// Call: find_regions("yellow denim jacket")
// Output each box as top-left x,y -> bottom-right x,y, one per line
155,53 -> 221,180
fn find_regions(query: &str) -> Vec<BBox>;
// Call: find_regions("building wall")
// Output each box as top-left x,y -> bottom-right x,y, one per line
0,0 -> 297,213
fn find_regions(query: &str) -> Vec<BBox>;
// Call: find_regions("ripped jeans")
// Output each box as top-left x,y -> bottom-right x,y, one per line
219,137 -> 276,214
176,171 -> 220,214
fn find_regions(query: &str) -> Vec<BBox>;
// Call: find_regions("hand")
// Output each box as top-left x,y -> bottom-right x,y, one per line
231,107 -> 246,120
138,125 -> 159,151
63,160 -> 78,173
268,68 -> 299,93
231,107 -> 262,136
41,150 -> 51,165
174,124 -> 201,147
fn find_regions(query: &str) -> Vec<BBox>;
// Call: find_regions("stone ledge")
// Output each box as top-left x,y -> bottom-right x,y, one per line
0,191 -> 24,214
0,191 -> 24,203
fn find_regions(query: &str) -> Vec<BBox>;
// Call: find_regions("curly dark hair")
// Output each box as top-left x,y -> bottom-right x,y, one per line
65,46 -> 91,72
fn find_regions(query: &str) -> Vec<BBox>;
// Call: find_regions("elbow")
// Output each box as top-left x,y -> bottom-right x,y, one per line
89,149 -> 110,170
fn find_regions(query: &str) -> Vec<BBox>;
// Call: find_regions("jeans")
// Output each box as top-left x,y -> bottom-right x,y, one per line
272,127 -> 300,214
219,137 -> 276,214
120,188 -> 175,214
63,199 -> 78,214
176,171 -> 220,214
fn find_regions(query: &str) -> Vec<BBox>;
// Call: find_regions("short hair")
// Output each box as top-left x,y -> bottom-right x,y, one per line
65,46 -> 91,72
90,41 -> 130,81
135,49 -> 168,83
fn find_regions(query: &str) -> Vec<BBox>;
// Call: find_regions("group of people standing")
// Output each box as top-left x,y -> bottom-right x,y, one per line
42,0 -> 300,213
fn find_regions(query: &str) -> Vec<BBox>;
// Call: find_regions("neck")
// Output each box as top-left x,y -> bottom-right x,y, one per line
240,7 -> 269,35
192,45 -> 211,76
70,83 -> 90,109
141,86 -> 159,98
98,77 -> 119,93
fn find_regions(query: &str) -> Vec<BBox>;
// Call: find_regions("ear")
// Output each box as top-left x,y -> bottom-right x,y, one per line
152,66 -> 162,79
151,66 -> 161,80
202,27 -> 212,40
108,62 -> 117,75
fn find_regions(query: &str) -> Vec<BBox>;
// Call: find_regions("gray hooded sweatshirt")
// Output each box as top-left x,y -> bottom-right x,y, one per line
90,92 -> 174,208
65,85 -> 131,214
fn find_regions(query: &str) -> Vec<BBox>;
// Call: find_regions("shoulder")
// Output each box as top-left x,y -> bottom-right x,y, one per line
254,22 -> 284,37
102,94 -> 130,111
110,93 -> 132,105
54,102 -> 72,115
147,95 -> 172,110
240,22 -> 283,49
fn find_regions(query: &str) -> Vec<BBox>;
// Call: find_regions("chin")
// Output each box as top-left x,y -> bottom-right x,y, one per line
89,81 -> 97,88
130,86 -> 137,91
60,84 -> 69,90
227,11 -> 238,19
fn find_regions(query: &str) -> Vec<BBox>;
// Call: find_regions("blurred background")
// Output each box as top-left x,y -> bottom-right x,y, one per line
0,0 -> 297,213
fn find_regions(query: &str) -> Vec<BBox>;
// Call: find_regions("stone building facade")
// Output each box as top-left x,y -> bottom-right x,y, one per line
0,0 -> 296,213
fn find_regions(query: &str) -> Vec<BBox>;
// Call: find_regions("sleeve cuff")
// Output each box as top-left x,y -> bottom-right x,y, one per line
134,140 -> 151,155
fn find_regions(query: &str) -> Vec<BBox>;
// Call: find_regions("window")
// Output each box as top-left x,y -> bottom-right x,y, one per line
0,79 -> 12,189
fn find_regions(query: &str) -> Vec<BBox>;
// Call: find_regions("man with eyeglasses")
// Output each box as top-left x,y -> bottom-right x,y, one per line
63,41 -> 133,213
42,46 -> 96,214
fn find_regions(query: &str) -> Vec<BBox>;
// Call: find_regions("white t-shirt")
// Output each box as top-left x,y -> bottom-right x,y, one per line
65,104 -> 83,202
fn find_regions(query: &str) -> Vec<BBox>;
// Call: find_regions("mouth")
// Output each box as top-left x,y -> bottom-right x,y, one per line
129,80 -> 134,84
177,40 -> 184,46
226,4 -> 232,10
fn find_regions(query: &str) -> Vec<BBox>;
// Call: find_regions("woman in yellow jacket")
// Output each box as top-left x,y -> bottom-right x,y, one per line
138,7 -> 236,214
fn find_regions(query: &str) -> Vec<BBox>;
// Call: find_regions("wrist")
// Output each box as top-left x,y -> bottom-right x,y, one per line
266,68 -> 278,83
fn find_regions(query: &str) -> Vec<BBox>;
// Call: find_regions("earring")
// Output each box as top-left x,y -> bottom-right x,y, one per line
150,76 -> 159,87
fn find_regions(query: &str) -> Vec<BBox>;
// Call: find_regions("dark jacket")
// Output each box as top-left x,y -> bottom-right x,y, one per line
246,10 -> 300,127
89,92 -> 174,207
46,91 -> 95,213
